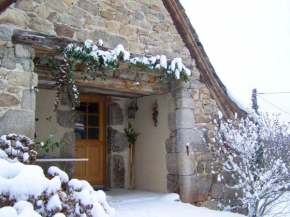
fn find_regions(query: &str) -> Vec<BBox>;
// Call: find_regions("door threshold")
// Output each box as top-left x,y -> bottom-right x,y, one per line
92,185 -> 111,191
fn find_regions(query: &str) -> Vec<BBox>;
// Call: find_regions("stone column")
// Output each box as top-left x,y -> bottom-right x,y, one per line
0,25 -> 38,139
106,103 -> 127,188
167,80 -> 211,204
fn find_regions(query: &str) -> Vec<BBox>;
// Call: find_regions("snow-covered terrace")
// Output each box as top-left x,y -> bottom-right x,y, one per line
107,189 -> 244,217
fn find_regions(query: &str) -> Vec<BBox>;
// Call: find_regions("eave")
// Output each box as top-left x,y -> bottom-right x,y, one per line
163,0 -> 246,119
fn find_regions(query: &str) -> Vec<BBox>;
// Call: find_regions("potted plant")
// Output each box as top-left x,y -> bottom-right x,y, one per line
124,121 -> 139,190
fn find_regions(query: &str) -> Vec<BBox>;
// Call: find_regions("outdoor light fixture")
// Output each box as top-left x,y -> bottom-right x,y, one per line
128,99 -> 138,119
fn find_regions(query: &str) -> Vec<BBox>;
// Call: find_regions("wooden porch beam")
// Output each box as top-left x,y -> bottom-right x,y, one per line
35,68 -> 169,97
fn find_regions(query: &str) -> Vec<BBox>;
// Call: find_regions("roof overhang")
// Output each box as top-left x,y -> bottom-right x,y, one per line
163,0 -> 246,119
12,29 -> 169,98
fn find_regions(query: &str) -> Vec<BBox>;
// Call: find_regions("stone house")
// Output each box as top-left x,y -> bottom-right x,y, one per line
0,0 -> 245,211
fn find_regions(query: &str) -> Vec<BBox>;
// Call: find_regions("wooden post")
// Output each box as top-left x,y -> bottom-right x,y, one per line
129,143 -> 135,190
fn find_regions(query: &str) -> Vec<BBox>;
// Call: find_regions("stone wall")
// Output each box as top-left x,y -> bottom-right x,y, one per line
0,0 -> 242,212
0,0 -> 194,68
106,97 -> 131,188
0,24 -> 37,139
167,78 -> 244,212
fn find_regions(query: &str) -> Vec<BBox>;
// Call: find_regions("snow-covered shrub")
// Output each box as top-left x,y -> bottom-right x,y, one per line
0,134 -> 37,164
213,111 -> 290,217
0,134 -> 115,217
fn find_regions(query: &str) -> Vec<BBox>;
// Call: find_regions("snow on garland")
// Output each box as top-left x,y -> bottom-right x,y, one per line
0,134 -> 115,217
52,39 -> 191,112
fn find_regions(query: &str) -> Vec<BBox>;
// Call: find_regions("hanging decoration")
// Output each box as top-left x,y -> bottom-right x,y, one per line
151,99 -> 158,127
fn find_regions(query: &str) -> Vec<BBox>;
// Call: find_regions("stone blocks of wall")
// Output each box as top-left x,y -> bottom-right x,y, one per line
167,77 -> 242,211
0,0 -> 195,69
0,25 -> 37,139
167,78 -> 223,208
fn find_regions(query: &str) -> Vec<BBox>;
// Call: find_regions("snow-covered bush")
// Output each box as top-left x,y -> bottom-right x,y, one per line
0,134 -> 114,217
213,111 -> 290,217
0,134 -> 37,164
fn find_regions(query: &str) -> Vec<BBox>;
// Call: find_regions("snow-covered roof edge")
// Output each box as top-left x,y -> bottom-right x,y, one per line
163,0 -> 246,119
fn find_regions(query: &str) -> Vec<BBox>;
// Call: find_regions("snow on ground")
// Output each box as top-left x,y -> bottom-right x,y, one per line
106,189 -> 244,217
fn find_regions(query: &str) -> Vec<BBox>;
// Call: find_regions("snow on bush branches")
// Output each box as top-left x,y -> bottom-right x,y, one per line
52,39 -> 191,111
0,134 -> 115,217
213,111 -> 290,217
0,134 -> 37,164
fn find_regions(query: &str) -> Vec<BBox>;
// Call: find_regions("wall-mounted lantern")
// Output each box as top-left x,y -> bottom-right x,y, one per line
128,99 -> 138,119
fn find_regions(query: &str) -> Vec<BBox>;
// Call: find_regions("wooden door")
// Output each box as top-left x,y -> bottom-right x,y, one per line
74,95 -> 106,185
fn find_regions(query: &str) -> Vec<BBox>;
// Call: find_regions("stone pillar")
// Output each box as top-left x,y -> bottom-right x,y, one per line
0,24 -> 38,139
106,103 -> 127,188
167,80 -> 211,204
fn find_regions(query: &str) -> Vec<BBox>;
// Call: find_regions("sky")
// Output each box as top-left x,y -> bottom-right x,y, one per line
179,0 -> 290,123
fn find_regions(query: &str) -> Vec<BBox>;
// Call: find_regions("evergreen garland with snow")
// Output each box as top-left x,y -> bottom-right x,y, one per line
213,111 -> 290,217
52,39 -> 191,112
